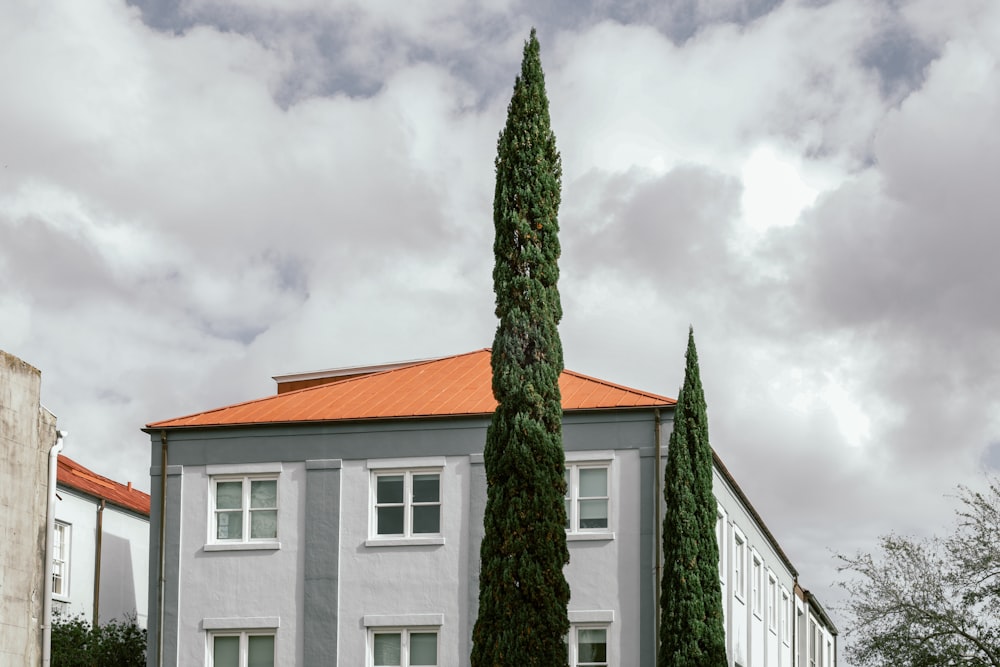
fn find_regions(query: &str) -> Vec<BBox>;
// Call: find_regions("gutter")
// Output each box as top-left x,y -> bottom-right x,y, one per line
42,430 -> 66,667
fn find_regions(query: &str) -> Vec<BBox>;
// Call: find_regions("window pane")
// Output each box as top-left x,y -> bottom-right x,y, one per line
578,468 -> 607,497
565,497 -> 571,529
579,499 -> 608,528
410,632 -> 437,666
213,636 -> 239,667
247,635 -> 275,667
578,628 -> 607,664
412,474 -> 439,503
216,481 -> 243,510
412,505 -> 440,534
377,476 -> 404,504
373,633 -> 401,666
217,511 -> 243,540
250,510 -> 278,539
377,506 -> 404,535
250,480 -> 277,508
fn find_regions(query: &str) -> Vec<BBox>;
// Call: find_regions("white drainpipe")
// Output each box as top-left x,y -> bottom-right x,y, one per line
42,430 -> 66,667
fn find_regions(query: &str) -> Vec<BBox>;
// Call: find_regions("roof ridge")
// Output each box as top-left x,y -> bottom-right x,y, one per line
147,349 -> 491,428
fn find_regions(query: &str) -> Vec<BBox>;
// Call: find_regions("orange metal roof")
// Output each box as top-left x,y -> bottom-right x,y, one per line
148,349 -> 675,429
57,455 -> 151,516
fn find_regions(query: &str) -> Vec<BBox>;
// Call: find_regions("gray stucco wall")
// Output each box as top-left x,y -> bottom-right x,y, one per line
147,408 -> 663,666
0,351 -> 55,666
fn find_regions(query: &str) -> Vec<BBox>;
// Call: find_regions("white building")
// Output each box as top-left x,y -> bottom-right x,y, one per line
144,349 -> 836,666
54,455 -> 151,628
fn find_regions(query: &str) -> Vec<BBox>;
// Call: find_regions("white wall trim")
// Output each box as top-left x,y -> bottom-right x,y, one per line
568,610 -> 615,623
366,457 -> 446,470
202,616 -> 280,630
363,613 -> 444,627
206,462 -> 283,475
564,450 -> 615,462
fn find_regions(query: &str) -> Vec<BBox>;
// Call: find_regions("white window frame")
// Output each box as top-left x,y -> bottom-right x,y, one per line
564,451 -> 614,540
364,614 -> 443,667
767,571 -> 777,633
367,627 -> 439,667
781,587 -> 792,646
207,471 -> 280,550
751,551 -> 763,618
367,458 -> 445,547
207,629 -> 276,667
716,505 -> 727,583
52,521 -> 70,599
569,624 -> 609,667
733,529 -> 746,601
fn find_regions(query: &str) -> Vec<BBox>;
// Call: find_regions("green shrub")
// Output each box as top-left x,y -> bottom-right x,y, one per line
51,612 -> 146,667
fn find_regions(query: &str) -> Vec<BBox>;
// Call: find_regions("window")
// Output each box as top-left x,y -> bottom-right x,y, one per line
751,553 -> 763,616
209,631 -> 274,667
809,620 -> 819,667
733,531 -> 746,600
372,470 -> 441,538
716,508 -> 726,582
52,521 -> 70,597
569,626 -> 608,667
211,476 -> 278,544
565,464 -> 609,533
781,588 -> 792,645
767,572 -> 777,632
370,629 -> 438,666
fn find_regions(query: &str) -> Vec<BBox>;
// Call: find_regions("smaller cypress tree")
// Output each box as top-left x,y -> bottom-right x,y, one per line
659,327 -> 728,667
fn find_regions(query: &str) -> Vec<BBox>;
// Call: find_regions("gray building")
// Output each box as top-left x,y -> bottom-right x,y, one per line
144,349 -> 836,667
1,350 -> 60,665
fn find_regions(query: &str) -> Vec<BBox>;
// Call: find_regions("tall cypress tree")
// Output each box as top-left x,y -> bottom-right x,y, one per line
472,28 -> 570,667
659,328 -> 728,666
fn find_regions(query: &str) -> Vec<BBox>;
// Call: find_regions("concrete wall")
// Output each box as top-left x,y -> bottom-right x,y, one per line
0,351 -> 56,665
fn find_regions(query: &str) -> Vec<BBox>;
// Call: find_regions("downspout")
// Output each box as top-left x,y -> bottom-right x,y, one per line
792,577 -> 798,667
42,430 -> 66,667
653,409 -> 662,656
157,431 -> 168,667
93,499 -> 105,628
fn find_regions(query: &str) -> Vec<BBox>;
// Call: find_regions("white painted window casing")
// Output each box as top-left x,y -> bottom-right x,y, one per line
569,625 -> 609,667
368,628 -> 439,666
208,475 -> 279,549
52,521 -> 70,598
208,630 -> 275,667
564,456 -> 614,539
369,467 -> 443,543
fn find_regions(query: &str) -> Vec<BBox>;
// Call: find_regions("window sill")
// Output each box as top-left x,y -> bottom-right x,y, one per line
204,541 -> 281,552
365,537 -> 445,548
567,532 -> 615,542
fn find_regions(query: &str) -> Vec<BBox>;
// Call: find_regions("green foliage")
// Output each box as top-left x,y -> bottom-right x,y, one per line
51,612 -> 146,667
472,27 -> 570,667
838,482 -> 1000,666
658,329 -> 728,667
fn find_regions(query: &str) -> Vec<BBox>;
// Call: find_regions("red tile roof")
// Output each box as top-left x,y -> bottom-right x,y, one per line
148,349 -> 674,429
57,455 -> 151,516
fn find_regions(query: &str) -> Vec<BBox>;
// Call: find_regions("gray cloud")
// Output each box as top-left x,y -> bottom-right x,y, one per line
4,2 -> 999,662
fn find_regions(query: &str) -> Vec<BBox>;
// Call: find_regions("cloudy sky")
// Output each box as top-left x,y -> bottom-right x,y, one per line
3,0 -> 998,655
